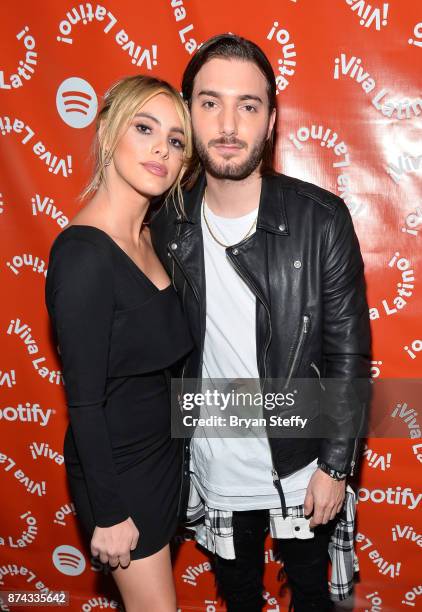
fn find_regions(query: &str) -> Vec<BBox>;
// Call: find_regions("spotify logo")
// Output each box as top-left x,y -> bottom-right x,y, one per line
56,77 -> 97,129
53,544 -> 86,576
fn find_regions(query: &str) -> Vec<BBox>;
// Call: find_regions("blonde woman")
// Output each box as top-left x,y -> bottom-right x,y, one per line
45,75 -> 193,611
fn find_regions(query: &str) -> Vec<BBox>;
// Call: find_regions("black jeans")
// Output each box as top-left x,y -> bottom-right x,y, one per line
213,509 -> 335,612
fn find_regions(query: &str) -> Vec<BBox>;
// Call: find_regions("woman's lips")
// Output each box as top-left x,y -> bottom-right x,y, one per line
141,162 -> 168,177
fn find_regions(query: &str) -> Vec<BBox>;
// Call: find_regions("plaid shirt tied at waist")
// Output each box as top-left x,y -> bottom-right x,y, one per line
185,480 -> 359,601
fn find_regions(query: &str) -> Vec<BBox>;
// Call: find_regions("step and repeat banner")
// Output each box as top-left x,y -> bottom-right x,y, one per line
0,1 -> 421,610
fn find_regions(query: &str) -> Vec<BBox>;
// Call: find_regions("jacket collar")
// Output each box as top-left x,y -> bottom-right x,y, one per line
177,171 -> 290,236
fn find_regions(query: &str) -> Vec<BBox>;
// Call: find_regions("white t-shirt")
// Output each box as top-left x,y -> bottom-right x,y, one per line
189,200 -> 318,510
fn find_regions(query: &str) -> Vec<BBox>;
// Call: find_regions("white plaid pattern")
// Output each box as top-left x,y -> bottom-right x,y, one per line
185,481 -> 358,601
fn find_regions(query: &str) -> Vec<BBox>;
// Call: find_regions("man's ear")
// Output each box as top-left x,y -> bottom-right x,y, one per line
267,107 -> 276,140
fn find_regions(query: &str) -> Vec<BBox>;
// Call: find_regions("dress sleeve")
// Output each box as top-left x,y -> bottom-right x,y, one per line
47,236 -> 130,528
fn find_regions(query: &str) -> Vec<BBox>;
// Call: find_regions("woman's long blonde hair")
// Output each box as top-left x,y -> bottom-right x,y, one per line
80,74 -> 192,216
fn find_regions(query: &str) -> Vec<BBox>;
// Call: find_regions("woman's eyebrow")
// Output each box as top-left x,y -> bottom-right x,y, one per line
134,112 -> 184,135
134,111 -> 160,124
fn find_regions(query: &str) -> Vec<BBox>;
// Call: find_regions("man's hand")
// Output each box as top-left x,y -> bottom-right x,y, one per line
304,468 -> 346,528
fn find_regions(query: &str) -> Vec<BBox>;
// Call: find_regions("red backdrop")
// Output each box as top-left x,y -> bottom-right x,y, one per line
0,1 -> 421,610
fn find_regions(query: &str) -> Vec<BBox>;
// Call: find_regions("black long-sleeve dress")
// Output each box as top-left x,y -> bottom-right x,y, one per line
45,225 -> 193,559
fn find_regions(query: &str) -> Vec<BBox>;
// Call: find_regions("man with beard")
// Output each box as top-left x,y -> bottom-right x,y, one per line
150,34 -> 371,612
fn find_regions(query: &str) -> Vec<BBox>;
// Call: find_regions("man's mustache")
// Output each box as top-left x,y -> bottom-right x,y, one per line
208,137 -> 247,148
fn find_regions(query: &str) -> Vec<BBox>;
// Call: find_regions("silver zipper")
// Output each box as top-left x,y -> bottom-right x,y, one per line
179,361 -> 187,410
171,256 -> 176,291
310,361 -> 326,391
349,437 -> 359,476
171,224 -> 182,292
284,314 -> 310,390
226,251 -> 287,508
167,240 -> 202,519
175,355 -> 191,518
169,230 -> 189,412
168,247 -> 200,304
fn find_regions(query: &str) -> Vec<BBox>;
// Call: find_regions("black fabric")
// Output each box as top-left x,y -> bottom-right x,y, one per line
214,510 -> 268,612
214,509 -> 335,612
45,225 -> 193,558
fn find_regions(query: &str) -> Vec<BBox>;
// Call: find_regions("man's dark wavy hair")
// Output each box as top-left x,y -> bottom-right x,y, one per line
181,33 -> 277,189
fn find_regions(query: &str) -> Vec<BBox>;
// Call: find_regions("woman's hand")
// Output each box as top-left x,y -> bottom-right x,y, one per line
91,517 -> 139,568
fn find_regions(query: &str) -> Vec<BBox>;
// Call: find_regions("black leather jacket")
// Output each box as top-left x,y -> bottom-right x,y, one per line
150,171 -> 371,520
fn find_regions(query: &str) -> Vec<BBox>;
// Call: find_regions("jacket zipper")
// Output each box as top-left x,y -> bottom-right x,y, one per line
227,251 -> 289,512
310,361 -> 326,391
171,257 -> 177,292
349,438 -> 359,476
167,241 -> 203,519
284,314 -> 311,390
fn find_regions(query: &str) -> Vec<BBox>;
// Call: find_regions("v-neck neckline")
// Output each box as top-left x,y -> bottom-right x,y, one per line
64,224 -> 171,293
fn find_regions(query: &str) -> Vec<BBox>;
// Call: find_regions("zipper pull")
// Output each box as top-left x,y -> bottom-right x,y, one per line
271,468 -> 288,519
349,438 -> 359,476
272,468 -> 283,493
303,315 -> 310,333
310,361 -> 326,391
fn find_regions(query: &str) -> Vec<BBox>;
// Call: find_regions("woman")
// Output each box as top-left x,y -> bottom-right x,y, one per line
45,75 -> 193,611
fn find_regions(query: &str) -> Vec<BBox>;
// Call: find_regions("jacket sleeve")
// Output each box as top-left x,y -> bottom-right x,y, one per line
47,237 -> 130,527
318,201 -> 372,474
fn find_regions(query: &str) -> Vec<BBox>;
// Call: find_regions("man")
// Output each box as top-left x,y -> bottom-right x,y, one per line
151,34 -> 371,612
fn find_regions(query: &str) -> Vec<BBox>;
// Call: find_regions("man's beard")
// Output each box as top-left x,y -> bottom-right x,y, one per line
193,133 -> 268,181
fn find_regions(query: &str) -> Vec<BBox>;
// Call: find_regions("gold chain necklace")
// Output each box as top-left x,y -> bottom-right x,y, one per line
202,191 -> 258,248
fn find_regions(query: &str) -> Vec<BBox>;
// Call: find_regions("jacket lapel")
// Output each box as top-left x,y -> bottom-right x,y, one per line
226,174 -> 289,310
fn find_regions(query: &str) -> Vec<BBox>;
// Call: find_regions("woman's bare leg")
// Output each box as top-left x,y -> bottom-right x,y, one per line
111,543 -> 177,612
